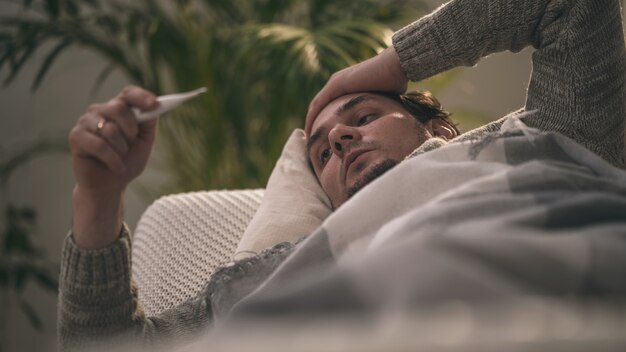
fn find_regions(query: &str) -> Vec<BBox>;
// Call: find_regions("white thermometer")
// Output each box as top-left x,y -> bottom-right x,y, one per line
133,87 -> 207,122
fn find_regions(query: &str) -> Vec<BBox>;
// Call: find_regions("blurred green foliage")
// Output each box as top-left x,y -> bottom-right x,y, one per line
0,0 -> 439,194
0,137 -> 67,347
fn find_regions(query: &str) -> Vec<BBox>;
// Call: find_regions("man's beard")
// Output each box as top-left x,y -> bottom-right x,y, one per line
346,159 -> 398,199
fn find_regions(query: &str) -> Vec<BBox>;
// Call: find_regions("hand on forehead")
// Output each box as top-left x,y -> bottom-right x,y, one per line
304,47 -> 408,134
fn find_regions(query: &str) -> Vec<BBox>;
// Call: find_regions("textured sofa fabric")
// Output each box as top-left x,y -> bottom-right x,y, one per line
132,189 -> 264,316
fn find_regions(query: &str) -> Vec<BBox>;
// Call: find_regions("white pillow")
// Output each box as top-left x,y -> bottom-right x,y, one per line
233,129 -> 332,260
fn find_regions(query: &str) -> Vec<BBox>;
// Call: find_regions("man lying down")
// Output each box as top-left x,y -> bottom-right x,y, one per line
59,0 -> 626,350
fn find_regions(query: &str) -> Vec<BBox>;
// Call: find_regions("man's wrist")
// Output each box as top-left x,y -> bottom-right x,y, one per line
382,46 -> 408,92
72,185 -> 125,250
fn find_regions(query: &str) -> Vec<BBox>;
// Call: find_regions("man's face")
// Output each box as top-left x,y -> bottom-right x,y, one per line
307,93 -> 433,209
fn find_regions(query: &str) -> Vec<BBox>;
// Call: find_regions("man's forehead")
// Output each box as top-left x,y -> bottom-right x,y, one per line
311,93 -> 375,131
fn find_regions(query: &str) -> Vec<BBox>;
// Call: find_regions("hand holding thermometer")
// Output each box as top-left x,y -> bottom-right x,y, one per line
133,87 -> 208,122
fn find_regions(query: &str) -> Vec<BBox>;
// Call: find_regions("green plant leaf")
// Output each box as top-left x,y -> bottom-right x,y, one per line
3,41 -> 37,86
81,0 -> 100,9
31,266 -> 58,292
90,62 -> 116,96
0,0 -> 462,195
3,217 -> 37,255
0,264 -> 8,288
65,0 -> 79,17
31,38 -> 72,91
14,265 -> 29,291
19,206 -> 37,225
0,137 -> 69,185
44,0 -> 60,19
18,299 -> 43,331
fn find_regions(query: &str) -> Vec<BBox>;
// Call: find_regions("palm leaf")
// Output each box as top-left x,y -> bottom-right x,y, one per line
90,61 -> 116,96
30,265 -> 58,292
0,137 -> 68,186
31,38 -> 72,91
18,299 -> 42,331
0,0 -> 465,194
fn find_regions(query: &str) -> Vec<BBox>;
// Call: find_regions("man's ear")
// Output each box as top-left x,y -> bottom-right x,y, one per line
427,119 -> 457,140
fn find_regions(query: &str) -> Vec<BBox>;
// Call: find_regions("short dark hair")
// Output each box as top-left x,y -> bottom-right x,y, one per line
379,90 -> 459,135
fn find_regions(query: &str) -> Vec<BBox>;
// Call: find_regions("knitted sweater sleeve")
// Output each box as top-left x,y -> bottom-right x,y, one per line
57,224 -> 212,351
393,0 -> 626,167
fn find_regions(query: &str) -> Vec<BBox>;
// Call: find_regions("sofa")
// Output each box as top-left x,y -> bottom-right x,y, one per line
132,189 -> 264,316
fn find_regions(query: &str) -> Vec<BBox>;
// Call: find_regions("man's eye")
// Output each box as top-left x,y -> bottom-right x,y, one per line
358,114 -> 376,126
320,148 -> 331,164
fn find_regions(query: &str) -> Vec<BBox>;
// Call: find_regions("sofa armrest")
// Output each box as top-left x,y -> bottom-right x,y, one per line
131,189 -> 264,316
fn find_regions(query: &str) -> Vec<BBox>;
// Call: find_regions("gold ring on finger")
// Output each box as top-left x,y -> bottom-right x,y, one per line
96,117 -> 107,135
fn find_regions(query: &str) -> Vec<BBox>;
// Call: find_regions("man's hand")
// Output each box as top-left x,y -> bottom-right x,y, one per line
68,86 -> 159,249
305,46 -> 408,135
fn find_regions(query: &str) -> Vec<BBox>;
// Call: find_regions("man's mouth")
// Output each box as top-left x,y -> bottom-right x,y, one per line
342,149 -> 372,182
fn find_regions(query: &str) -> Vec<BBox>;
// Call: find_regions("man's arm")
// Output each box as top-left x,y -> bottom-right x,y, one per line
393,0 -> 625,167
59,86 -> 211,350
57,226 -> 212,351
308,0 -> 626,167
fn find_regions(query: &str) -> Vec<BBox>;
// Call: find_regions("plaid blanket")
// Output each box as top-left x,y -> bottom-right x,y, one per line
226,115 -> 626,319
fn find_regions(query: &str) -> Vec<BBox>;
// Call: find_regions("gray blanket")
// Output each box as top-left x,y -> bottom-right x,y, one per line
58,116 -> 626,352
221,116 -> 626,321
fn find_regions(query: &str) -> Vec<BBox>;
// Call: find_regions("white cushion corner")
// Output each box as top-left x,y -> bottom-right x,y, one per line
234,128 -> 332,259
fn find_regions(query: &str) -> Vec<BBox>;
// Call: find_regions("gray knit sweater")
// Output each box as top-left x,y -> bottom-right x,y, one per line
58,0 -> 626,350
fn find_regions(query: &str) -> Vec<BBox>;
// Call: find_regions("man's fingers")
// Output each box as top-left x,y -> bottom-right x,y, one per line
305,47 -> 409,135
70,127 -> 127,174
117,85 -> 160,140
306,76 -> 344,135
306,67 -> 363,135
305,95 -> 324,135
118,85 -> 159,111
136,118 -> 158,144
98,99 -> 139,142
79,111 -> 131,157
95,86 -> 158,141
94,115 -> 130,157
68,85 -> 160,187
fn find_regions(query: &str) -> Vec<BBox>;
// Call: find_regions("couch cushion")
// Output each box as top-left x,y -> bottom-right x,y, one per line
233,129 -> 332,260
132,189 -> 264,316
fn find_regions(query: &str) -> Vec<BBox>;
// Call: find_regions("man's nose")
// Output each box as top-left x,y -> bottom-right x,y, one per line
328,124 -> 361,157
